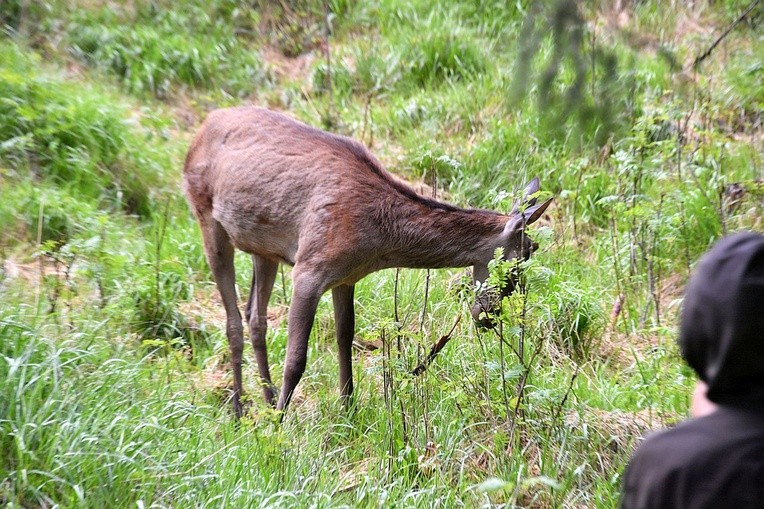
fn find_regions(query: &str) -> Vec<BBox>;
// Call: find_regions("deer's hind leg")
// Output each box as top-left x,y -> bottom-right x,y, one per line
244,254 -> 279,406
332,284 -> 355,408
198,216 -> 244,418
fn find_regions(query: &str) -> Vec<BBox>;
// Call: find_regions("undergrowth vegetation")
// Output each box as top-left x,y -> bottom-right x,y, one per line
1,0 -> 762,507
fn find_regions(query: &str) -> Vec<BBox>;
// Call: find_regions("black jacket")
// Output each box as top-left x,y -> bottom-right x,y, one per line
621,232 -> 764,509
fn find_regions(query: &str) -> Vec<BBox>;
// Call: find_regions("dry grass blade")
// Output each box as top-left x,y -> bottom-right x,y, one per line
411,315 -> 461,376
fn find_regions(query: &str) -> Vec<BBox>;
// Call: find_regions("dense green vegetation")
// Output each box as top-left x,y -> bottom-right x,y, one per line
1,0 -> 762,506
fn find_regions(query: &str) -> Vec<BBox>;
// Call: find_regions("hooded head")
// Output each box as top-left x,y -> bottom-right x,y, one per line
679,231 -> 764,407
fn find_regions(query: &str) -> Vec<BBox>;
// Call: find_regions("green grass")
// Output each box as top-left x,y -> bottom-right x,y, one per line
2,0 -> 763,506
67,19 -> 265,99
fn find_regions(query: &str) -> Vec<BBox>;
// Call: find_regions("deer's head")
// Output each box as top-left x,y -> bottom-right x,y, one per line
470,177 -> 551,328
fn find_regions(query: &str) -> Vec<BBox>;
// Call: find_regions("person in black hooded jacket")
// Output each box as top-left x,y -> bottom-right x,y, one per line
621,231 -> 764,509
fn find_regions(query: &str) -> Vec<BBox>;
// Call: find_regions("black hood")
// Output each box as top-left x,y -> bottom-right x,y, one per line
679,232 -> 764,406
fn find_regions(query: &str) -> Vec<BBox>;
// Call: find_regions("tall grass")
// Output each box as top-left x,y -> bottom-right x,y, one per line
67,20 -> 265,99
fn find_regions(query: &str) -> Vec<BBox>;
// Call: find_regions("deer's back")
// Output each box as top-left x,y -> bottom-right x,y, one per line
183,107 -> 395,266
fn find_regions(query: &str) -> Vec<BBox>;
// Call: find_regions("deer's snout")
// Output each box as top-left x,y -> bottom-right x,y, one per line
471,302 -> 496,329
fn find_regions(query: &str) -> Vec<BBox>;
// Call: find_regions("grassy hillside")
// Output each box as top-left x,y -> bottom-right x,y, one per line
1,0 -> 762,506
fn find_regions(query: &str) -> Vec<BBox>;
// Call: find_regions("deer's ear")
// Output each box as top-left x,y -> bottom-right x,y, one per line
510,177 -> 541,215
523,198 -> 552,225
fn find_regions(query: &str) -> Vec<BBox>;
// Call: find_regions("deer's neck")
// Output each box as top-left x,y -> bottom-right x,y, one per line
379,198 -> 507,270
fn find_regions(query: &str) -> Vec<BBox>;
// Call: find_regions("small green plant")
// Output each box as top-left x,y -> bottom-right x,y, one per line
312,61 -> 354,97
129,209 -> 213,361
547,281 -> 605,360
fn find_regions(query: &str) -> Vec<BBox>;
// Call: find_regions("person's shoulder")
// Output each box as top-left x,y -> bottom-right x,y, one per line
628,418 -> 708,467
622,409 -> 764,508
633,408 -> 764,463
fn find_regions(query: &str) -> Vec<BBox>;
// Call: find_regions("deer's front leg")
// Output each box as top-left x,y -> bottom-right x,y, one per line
332,284 -> 355,408
276,271 -> 322,413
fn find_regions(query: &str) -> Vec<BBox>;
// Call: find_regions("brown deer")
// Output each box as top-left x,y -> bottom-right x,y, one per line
183,107 -> 552,418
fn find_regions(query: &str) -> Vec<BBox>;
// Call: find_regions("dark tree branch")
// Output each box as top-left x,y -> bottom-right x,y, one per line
690,0 -> 761,71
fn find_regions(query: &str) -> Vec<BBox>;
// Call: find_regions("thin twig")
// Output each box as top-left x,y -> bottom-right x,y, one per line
35,198 -> 44,312
652,195 -> 664,326
280,265 -> 288,305
381,328 -> 394,476
155,199 -> 171,309
507,337 -> 544,453
97,221 -> 107,309
498,318 -> 511,420
322,0 -> 334,127
572,161 -> 585,243
551,367 -> 580,427
609,294 -> 625,331
394,268 -> 401,353
419,169 -> 437,335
